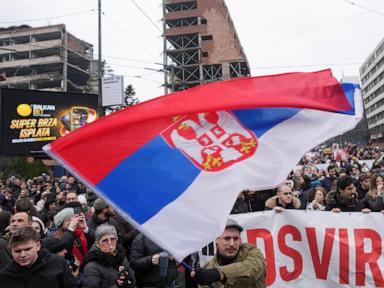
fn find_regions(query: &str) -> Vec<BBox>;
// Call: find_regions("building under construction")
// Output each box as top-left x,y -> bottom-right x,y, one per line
163,0 -> 250,92
0,24 -> 98,93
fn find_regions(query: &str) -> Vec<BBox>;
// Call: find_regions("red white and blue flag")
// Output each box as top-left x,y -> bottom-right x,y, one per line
44,70 -> 362,261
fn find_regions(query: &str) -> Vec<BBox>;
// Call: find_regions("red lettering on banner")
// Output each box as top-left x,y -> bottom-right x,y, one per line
245,224 -> 384,287
247,229 -> 276,286
305,227 -> 335,280
339,229 -> 349,285
278,225 -> 303,281
354,229 -> 384,287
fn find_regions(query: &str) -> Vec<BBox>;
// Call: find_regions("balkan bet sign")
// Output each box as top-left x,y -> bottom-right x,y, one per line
230,211 -> 384,287
0,88 -> 98,155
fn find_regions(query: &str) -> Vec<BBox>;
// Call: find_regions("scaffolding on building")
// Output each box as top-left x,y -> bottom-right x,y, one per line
163,0 -> 250,93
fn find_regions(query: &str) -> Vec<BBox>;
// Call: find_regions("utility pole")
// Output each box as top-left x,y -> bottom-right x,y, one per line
162,0 -> 169,95
98,0 -> 103,116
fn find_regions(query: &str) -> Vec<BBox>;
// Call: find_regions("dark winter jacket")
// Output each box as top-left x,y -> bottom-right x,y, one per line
356,185 -> 369,201
0,194 -> 15,213
321,176 -> 336,192
299,187 -> 313,209
325,191 -> 363,212
230,198 -> 249,214
82,245 -> 134,288
360,195 -> 384,212
244,190 -> 276,212
0,237 -> 11,270
0,248 -> 73,288
130,234 -> 177,288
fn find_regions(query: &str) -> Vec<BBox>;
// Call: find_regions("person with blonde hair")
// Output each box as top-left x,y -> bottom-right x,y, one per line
360,174 -> 384,212
306,187 -> 326,211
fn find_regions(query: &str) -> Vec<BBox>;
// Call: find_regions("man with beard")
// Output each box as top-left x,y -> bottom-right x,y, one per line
87,198 -> 122,245
321,164 -> 338,192
326,176 -> 368,212
356,173 -> 371,201
191,219 -> 266,288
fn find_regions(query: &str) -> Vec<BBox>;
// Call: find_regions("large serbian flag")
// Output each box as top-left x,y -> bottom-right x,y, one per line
44,70 -> 362,261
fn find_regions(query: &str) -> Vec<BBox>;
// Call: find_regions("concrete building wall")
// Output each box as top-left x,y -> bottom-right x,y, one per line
163,0 -> 249,92
360,38 -> 384,142
0,24 -> 97,93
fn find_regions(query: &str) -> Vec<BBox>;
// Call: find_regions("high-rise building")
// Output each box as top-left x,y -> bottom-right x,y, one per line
163,0 -> 250,92
360,38 -> 384,142
0,24 -> 98,93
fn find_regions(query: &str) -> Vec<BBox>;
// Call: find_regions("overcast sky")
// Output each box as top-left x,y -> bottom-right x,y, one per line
1,0 -> 383,101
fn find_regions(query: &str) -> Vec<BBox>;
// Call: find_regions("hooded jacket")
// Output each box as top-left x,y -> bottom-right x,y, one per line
0,248 -> 73,288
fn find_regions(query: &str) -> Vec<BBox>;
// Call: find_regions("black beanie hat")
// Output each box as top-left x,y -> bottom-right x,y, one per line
43,237 -> 66,254
44,198 -> 56,210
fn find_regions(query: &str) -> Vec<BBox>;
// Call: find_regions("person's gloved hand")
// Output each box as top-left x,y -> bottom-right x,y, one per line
193,268 -> 221,285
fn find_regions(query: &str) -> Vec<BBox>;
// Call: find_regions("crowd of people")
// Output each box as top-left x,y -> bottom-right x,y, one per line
231,144 -> 384,214
0,143 -> 383,287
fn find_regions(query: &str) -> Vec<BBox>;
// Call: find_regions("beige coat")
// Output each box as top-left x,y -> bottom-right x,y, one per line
264,195 -> 301,209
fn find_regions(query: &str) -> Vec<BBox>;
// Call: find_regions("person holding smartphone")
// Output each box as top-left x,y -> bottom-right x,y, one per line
51,205 -> 92,267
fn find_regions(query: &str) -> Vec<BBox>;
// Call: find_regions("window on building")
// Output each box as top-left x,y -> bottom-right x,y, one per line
202,35 -> 213,41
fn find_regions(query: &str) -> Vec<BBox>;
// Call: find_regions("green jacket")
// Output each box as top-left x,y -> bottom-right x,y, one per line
201,243 -> 266,288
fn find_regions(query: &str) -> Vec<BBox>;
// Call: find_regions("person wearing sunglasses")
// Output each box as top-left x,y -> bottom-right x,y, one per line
265,183 -> 301,212
83,224 -> 135,288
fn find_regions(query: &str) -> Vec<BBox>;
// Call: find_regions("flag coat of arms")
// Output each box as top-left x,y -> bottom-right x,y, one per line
44,70 -> 362,261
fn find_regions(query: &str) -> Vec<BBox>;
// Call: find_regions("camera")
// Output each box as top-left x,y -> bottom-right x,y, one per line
117,267 -> 134,288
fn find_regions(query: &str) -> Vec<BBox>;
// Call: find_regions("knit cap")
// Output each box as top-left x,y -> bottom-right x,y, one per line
93,198 -> 109,211
43,237 -> 66,254
53,208 -> 74,227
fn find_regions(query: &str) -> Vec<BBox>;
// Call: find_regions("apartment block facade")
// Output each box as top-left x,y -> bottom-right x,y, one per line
360,38 -> 384,142
0,24 -> 97,93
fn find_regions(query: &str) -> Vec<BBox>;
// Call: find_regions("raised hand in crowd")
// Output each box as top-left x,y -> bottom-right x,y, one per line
76,213 -> 88,230
151,253 -> 160,265
67,214 -> 80,232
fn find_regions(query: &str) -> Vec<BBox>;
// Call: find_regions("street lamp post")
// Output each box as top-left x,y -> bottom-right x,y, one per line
98,0 -> 103,116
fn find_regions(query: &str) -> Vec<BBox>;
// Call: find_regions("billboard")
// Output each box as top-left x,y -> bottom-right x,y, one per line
102,75 -> 124,107
0,88 -> 99,155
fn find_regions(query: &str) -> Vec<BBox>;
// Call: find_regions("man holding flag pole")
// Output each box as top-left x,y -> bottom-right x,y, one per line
191,219 -> 266,287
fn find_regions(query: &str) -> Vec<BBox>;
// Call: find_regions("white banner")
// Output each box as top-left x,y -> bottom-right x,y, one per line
358,159 -> 375,169
229,210 -> 384,288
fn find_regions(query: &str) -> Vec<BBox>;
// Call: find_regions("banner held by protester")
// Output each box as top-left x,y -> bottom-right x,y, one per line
44,70 -> 362,261
231,210 -> 384,287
